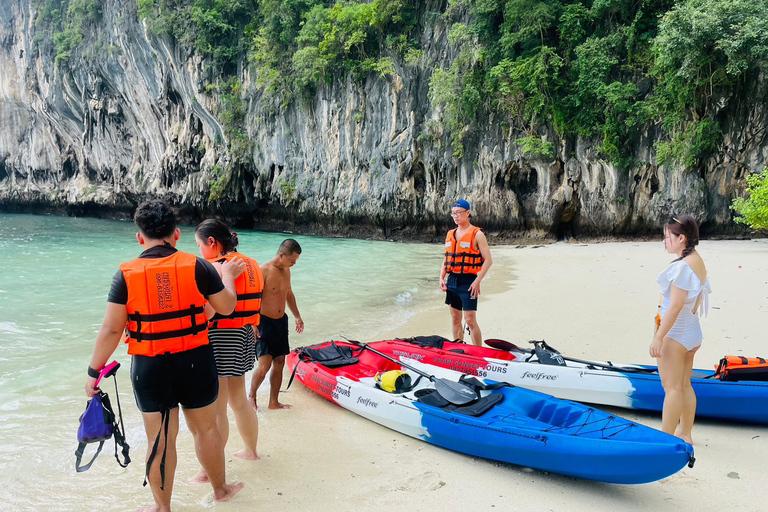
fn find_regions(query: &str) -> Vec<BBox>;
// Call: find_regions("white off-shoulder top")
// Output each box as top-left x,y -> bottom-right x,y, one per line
656,260 -> 712,350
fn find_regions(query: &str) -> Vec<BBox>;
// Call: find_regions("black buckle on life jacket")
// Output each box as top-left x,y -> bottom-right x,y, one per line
135,312 -> 142,343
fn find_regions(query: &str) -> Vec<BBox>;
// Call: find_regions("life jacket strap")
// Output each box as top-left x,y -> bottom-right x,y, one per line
128,305 -> 206,344
127,305 -> 205,323
211,309 -> 260,321
144,407 -> 170,490
237,292 -> 263,300
127,323 -> 207,342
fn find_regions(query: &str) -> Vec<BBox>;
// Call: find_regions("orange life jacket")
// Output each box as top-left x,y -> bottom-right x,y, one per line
714,355 -> 768,382
208,252 -> 264,329
444,226 -> 484,275
120,251 -> 209,356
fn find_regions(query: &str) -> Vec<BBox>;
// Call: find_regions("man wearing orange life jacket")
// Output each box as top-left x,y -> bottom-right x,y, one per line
84,200 -> 245,511
440,200 -> 493,346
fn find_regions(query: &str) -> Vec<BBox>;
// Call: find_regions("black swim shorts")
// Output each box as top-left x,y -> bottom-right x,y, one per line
444,273 -> 478,311
257,314 -> 290,358
131,344 -> 219,413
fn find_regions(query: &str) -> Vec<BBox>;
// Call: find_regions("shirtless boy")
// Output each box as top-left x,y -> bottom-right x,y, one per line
249,239 -> 304,410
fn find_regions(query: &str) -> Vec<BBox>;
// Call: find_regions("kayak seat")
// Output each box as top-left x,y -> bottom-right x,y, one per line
301,344 -> 359,368
448,349 -> 466,354
414,388 -> 504,417
453,393 -> 504,417
415,388 -> 451,408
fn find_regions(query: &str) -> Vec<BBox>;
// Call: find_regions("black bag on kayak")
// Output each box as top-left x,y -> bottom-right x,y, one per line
402,335 -> 451,349
531,340 -> 567,366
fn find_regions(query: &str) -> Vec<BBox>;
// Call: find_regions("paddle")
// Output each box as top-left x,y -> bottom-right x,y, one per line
484,339 -> 524,352
344,339 -> 479,405
485,339 -> 657,374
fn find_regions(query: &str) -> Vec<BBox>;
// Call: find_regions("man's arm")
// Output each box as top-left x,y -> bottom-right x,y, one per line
85,302 -> 128,396
440,235 -> 450,291
469,231 -> 493,298
286,279 -> 304,334
439,261 -> 448,291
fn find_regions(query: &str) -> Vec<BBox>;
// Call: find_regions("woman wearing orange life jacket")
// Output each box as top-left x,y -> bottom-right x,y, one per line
190,220 -> 263,482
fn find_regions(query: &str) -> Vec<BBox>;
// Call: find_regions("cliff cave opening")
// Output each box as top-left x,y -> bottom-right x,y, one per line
515,169 -> 538,197
555,220 -> 576,241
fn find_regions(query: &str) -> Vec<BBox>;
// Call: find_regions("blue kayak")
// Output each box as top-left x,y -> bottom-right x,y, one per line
369,338 -> 768,425
287,341 -> 695,484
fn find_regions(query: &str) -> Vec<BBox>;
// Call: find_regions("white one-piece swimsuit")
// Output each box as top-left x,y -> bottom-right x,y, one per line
656,260 -> 712,351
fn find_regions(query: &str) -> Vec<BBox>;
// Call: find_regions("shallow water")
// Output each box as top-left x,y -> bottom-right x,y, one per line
0,213 -> 445,511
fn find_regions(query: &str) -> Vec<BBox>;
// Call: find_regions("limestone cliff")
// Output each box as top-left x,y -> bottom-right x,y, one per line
0,0 -> 763,241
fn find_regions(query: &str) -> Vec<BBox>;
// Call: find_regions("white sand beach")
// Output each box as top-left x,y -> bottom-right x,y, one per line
113,239 -> 768,512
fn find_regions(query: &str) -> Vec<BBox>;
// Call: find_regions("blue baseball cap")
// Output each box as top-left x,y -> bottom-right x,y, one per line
452,199 -> 471,210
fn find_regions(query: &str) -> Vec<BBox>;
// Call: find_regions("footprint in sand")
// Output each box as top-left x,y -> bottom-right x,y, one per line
389,471 -> 446,492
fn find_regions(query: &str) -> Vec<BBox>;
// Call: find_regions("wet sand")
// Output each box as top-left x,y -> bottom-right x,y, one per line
147,240 -> 768,511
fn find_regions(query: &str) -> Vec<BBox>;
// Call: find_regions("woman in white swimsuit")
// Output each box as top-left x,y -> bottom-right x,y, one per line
651,215 -> 711,445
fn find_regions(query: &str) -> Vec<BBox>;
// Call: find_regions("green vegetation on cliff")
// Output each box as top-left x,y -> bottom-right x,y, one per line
32,0 -> 768,168
33,0 -> 102,64
431,0 -> 768,162
731,169 -> 768,231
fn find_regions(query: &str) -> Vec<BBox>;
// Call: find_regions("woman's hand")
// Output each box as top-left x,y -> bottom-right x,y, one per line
649,336 -> 664,358
221,256 -> 246,279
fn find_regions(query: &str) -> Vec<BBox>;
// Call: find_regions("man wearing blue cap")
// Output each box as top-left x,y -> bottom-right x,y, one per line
440,200 -> 493,346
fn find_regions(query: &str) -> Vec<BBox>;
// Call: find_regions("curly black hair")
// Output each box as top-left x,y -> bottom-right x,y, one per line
134,200 -> 177,239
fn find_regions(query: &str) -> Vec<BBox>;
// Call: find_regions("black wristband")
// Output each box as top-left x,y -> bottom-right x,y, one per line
87,366 -> 101,379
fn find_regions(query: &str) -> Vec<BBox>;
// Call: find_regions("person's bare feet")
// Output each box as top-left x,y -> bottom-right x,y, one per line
676,432 -> 694,445
268,402 -> 292,410
233,448 -> 260,460
214,482 -> 245,502
188,469 -> 210,484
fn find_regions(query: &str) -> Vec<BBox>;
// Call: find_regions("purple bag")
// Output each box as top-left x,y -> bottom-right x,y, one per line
75,363 -> 130,472
75,393 -> 114,472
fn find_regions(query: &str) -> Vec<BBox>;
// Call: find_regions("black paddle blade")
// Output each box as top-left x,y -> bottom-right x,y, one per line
434,378 -> 478,405
345,338 -> 480,405
484,339 -> 522,351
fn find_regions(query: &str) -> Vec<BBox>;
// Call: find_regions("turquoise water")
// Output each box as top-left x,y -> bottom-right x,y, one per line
0,213 -> 444,510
